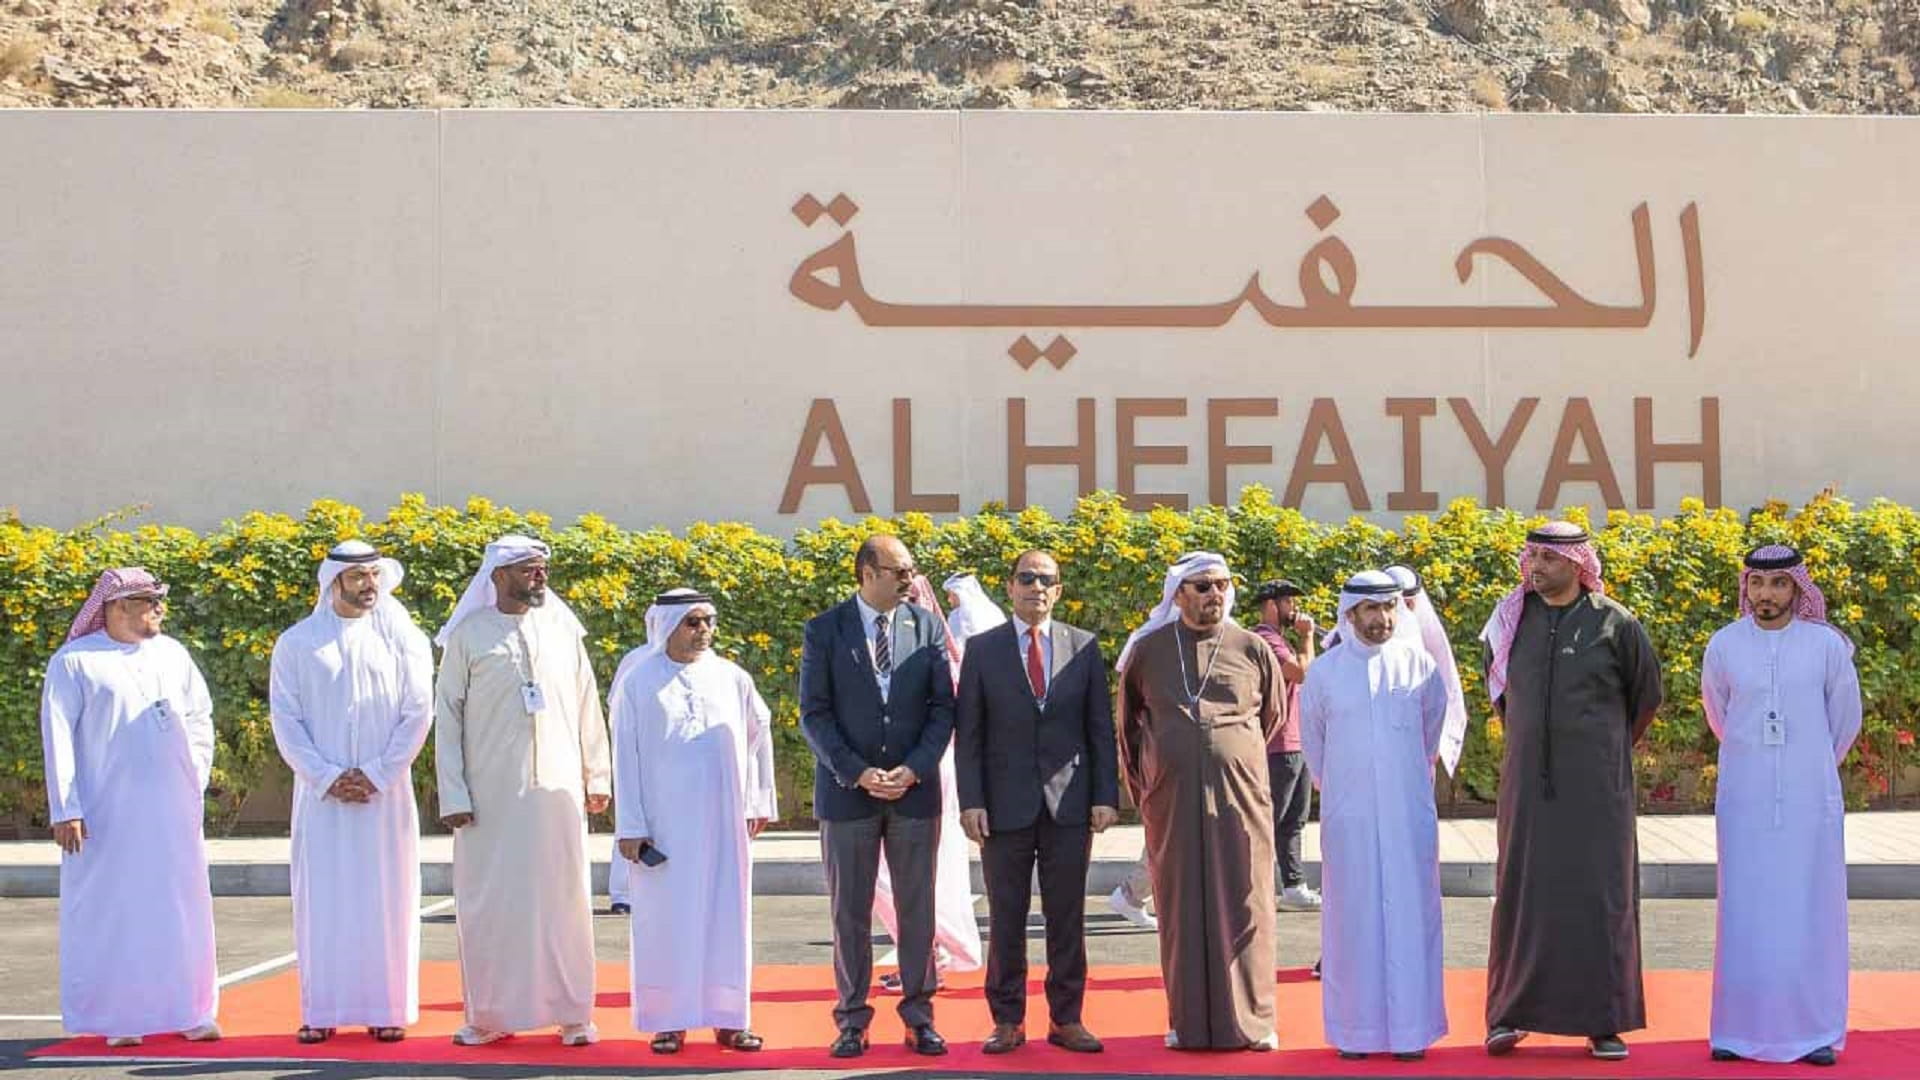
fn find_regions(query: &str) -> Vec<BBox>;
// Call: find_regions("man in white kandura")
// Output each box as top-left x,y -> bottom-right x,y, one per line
41,568 -> 221,1047
1702,544 -> 1861,1068
1299,570 -> 1450,1062
611,588 -> 778,1055
269,540 -> 434,1044
434,535 -> 613,1047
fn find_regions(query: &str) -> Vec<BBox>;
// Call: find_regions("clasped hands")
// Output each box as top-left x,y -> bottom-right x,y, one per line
960,804 -> 1118,844
856,765 -> 919,801
325,768 -> 379,803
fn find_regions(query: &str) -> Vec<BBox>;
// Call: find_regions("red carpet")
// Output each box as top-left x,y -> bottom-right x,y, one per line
32,964 -> 1920,1076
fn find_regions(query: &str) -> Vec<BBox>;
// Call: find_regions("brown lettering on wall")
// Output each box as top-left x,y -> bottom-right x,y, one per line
1283,398 -> 1371,511
891,398 -> 959,513
779,398 -> 872,514
1537,398 -> 1626,510
1206,398 -> 1279,506
1448,397 -> 1539,508
1635,396 -> 1721,509
1007,397 -> 1096,510
1385,397 -> 1440,512
1116,398 -> 1190,510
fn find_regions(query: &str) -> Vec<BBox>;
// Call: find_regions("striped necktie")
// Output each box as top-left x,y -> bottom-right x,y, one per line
873,612 -> 892,676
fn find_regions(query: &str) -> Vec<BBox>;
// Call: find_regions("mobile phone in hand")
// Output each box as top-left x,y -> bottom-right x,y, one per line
636,840 -> 667,868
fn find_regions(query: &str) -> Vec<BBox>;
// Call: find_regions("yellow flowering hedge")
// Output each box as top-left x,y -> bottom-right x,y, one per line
1,489 -> 1914,830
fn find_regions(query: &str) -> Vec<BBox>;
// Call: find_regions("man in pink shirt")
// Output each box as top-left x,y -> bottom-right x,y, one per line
1251,580 -> 1320,912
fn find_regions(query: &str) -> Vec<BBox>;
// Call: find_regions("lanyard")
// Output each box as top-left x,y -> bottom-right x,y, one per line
506,618 -> 543,781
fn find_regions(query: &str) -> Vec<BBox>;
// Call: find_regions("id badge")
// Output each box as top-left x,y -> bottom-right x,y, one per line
520,681 -> 548,714
151,698 -> 177,731
1763,713 -> 1786,746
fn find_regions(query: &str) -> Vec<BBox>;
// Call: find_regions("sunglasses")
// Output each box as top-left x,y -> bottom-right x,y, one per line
1183,579 -> 1230,594
682,614 -> 716,629
1013,571 -> 1059,588
873,563 -> 918,580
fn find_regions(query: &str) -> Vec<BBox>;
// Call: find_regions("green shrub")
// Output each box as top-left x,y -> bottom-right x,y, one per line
3,489 -> 1913,828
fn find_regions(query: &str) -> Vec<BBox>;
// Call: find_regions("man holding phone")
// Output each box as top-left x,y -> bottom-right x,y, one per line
1252,580 -> 1321,912
610,589 -> 777,1055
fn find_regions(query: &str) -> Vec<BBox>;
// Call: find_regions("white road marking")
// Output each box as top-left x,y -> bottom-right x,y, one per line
2,898 -> 458,1024
216,896 -> 455,988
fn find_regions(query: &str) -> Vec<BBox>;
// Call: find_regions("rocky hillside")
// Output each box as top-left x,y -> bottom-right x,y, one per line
3,0 -> 1918,112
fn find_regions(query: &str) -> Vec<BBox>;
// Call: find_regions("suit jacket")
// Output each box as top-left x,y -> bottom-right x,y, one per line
799,596 -> 956,821
954,618 -> 1118,831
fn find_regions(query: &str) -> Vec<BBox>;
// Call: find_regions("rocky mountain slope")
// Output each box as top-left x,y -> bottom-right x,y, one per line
3,0 -> 1917,113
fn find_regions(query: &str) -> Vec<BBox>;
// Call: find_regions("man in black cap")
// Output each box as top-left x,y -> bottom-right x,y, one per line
1251,580 -> 1319,912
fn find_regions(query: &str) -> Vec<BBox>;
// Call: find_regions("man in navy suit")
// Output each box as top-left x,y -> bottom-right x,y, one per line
799,534 -> 955,1058
954,549 -> 1118,1055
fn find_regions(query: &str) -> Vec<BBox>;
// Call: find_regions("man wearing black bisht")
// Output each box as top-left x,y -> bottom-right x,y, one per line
1476,522 -> 1664,1062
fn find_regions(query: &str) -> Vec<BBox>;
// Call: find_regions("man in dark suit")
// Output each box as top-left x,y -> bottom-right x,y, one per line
799,534 -> 955,1059
955,549 -> 1118,1055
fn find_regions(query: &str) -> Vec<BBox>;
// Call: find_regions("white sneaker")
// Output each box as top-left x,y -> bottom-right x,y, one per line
104,1036 -> 143,1048
452,1025 -> 509,1046
1108,885 -> 1159,930
559,1022 -> 599,1046
1248,1031 -> 1280,1051
1164,1030 -> 1182,1049
1278,884 -> 1322,911
180,1022 -> 222,1042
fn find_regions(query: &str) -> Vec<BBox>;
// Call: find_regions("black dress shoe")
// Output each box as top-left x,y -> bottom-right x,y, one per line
1394,1051 -> 1426,1061
1711,1047 -> 1741,1062
829,1028 -> 867,1058
1337,1050 -> 1368,1060
1800,1046 -> 1837,1067
609,902 -> 631,916
904,1024 -> 948,1056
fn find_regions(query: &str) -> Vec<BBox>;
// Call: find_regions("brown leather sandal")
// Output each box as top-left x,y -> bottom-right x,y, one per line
369,1027 -> 405,1042
716,1028 -> 764,1051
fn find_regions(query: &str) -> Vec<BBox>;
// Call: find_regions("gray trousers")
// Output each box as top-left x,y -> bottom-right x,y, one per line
821,807 -> 940,1031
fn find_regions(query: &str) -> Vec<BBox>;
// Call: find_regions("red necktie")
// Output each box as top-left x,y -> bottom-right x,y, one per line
1026,628 -> 1046,698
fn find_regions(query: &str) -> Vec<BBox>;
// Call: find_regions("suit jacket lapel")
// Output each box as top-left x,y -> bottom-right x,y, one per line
1049,622 -> 1076,690
840,598 -> 883,706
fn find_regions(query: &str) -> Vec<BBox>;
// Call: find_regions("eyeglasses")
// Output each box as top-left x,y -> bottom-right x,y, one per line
1183,579 -> 1230,594
682,614 -> 716,629
873,563 -> 918,580
1014,571 -> 1059,588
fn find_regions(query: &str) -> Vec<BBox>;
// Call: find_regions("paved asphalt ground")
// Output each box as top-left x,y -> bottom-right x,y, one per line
2,897 -> 1915,1079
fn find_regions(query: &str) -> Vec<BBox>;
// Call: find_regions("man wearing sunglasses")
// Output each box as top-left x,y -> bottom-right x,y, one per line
1117,552 -> 1284,1051
799,535 -> 956,1059
954,550 -> 1117,1055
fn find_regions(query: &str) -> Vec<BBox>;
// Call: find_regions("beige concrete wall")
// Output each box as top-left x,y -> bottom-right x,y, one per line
4,110 -> 1916,532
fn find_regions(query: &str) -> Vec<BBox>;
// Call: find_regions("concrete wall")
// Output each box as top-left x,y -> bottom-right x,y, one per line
4,111 -> 1917,532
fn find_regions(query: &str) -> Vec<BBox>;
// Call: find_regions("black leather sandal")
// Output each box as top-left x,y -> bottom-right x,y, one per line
650,1030 -> 684,1054
296,1026 -> 334,1044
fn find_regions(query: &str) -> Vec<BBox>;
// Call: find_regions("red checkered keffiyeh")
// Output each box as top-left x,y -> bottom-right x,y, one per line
65,567 -> 169,642
1479,522 -> 1605,704
1740,544 -> 1852,653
